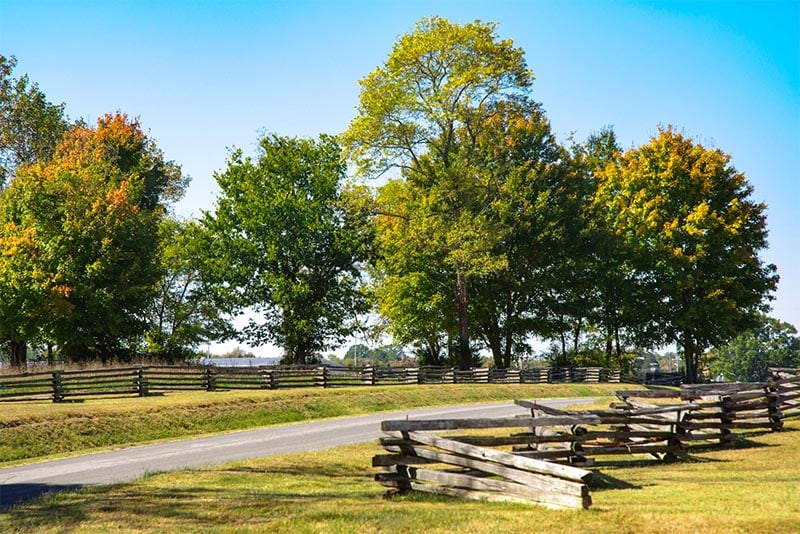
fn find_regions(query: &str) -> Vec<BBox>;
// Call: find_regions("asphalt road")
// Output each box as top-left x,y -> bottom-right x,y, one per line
0,398 -> 592,509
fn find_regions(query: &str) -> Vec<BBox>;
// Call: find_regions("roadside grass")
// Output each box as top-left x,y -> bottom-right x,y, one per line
0,383 -> 626,464
2,419 -> 797,533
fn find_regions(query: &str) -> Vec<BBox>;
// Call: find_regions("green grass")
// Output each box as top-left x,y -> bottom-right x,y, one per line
2,419 -> 797,533
0,383 -> 626,464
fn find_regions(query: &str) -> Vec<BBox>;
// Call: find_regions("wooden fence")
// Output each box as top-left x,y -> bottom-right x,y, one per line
375,417 -> 594,509
0,365 -> 624,403
374,368 -> 800,508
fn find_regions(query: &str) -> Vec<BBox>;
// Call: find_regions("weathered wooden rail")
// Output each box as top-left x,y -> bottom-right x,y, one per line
373,368 -> 800,508
0,364 -> 624,403
375,416 -> 594,509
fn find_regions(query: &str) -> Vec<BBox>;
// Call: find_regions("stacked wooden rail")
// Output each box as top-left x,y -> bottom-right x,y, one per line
0,364 -> 624,402
374,416 -> 594,509
373,369 -> 800,508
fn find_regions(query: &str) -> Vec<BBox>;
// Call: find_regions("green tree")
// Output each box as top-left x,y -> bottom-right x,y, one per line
370,178 -> 457,366
595,127 -> 778,382
202,134 -> 371,365
0,113 -> 185,362
464,99 -> 584,368
143,218 -> 234,362
0,55 -> 70,364
708,316 -> 799,382
0,55 -> 69,188
343,16 -> 533,369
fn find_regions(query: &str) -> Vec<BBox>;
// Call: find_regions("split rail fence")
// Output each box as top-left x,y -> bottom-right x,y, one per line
374,368 -> 800,509
0,365 -> 622,403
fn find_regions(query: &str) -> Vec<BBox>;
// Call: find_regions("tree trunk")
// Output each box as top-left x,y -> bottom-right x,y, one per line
454,271 -> 471,370
10,339 -> 27,367
682,333 -> 697,384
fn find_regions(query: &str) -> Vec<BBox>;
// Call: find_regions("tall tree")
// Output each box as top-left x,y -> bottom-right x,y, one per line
0,55 -> 70,364
0,113 -> 186,362
202,134 -> 371,365
343,16 -> 533,369
595,127 -> 778,382
464,99 -> 583,368
0,55 -> 69,188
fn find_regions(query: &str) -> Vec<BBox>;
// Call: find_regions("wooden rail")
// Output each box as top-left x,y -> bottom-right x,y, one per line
0,365 -> 625,403
373,368 -> 799,509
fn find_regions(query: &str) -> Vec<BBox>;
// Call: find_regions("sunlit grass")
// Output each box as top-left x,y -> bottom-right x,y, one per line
2,420 -> 798,533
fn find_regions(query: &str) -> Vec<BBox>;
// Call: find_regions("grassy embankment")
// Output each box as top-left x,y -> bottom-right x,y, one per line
1,396 -> 797,532
0,383 -> 621,464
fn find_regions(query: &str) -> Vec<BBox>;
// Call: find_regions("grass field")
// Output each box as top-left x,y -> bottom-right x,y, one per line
2,421 -> 797,533
2,384 -> 798,533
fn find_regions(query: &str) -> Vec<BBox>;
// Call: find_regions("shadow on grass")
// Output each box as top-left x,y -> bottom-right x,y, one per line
0,482 -> 84,510
589,472 -> 641,491
1,463 -> 376,530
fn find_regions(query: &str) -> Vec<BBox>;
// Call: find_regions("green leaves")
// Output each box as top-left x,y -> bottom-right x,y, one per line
202,134 -> 371,364
594,127 -> 778,380
0,113 -> 185,361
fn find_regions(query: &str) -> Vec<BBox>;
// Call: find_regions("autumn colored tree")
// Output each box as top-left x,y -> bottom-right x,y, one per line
0,113 -> 185,362
595,127 -> 778,382
343,16 -> 533,369
201,134 -> 372,365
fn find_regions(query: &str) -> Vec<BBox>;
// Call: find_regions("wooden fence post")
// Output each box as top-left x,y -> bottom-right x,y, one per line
719,395 -> 735,445
766,385 -> 783,431
204,367 -> 217,392
136,366 -> 148,397
317,366 -> 328,388
260,369 -> 275,390
52,371 -> 63,402
361,366 -> 375,386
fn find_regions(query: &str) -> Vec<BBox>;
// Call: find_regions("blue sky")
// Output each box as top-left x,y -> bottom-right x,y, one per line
1,0 -> 798,353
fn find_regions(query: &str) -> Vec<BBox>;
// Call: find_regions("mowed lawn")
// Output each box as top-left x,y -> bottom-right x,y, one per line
1,386 -> 798,533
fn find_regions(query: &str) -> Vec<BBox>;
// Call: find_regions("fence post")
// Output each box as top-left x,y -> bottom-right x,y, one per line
204,367 -> 217,392
317,366 -> 328,388
136,366 -> 148,397
719,395 -> 735,445
362,366 -> 375,386
52,371 -> 63,402
766,384 -> 783,431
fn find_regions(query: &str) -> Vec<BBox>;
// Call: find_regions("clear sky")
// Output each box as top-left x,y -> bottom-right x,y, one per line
1,0 -> 798,354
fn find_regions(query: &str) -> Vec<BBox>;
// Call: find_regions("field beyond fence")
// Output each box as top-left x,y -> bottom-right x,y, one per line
0,365 -> 625,403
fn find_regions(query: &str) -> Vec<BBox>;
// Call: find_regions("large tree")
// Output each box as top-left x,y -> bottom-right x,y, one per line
463,99 -> 584,369
595,127 -> 778,382
0,113 -> 185,362
202,134 -> 372,365
343,16 -> 533,369
0,55 -> 70,364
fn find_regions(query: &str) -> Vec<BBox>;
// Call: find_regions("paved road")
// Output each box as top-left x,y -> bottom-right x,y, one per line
0,398 -> 592,509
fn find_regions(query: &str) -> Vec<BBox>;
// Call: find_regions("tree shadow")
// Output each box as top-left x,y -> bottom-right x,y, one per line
0,482 -> 84,510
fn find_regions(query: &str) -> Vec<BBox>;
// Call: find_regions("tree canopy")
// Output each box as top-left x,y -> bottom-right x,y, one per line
0,113 -> 185,362
594,127 -> 778,381
343,16 -> 535,369
201,134 -> 372,364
